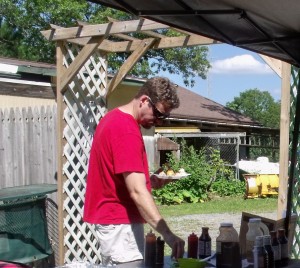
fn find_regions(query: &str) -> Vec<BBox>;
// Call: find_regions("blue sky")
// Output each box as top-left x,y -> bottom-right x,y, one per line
161,44 -> 281,106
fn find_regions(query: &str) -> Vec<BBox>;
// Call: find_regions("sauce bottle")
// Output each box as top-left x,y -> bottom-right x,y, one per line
277,228 -> 289,266
198,227 -> 211,259
144,230 -> 156,267
270,230 -> 281,268
263,235 -> 275,268
216,222 -> 242,268
156,236 -> 165,266
187,232 -> 198,259
253,236 -> 265,268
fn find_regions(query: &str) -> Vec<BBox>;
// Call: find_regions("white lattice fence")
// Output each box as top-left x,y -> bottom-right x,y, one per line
61,43 -> 107,263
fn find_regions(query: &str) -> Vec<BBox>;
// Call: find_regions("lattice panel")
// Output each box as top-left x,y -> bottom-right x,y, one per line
61,43 -> 107,264
289,66 -> 300,258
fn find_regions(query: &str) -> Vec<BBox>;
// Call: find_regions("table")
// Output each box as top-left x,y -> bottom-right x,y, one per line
57,257 -> 300,267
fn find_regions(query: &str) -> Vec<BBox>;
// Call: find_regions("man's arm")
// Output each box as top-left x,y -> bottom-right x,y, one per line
124,172 -> 185,259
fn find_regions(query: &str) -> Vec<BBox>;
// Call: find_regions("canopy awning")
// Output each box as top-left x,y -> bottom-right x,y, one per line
90,0 -> 300,67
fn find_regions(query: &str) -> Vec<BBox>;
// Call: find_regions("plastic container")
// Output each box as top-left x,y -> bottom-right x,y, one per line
246,218 -> 269,263
177,258 -> 205,268
216,222 -> 242,268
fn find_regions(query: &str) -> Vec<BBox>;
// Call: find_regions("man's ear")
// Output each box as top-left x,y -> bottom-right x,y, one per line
140,95 -> 149,105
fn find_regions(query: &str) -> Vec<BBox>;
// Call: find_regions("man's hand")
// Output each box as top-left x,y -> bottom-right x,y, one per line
150,167 -> 179,189
150,174 -> 175,189
163,232 -> 185,260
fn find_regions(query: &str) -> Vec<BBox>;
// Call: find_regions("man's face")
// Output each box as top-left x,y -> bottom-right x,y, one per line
140,98 -> 171,129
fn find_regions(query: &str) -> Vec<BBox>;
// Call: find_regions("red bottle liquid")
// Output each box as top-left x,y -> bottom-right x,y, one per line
145,230 -> 156,267
188,232 -> 198,259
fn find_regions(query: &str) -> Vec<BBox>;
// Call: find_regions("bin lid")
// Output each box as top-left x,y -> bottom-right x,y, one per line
0,184 -> 57,201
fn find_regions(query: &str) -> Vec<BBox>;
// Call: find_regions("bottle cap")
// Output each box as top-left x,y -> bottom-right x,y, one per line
220,222 -> 233,227
255,236 -> 264,247
249,218 -> 261,223
189,232 -> 198,238
263,235 -> 271,245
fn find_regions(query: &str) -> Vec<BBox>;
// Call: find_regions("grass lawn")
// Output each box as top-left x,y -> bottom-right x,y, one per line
158,195 -> 278,217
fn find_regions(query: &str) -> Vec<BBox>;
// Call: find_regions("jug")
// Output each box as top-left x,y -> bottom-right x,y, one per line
246,218 -> 269,263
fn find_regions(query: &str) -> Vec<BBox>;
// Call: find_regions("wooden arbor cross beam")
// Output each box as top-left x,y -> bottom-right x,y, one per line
41,18 -> 220,93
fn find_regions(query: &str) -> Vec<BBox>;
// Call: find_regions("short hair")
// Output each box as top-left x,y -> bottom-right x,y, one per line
135,77 -> 180,109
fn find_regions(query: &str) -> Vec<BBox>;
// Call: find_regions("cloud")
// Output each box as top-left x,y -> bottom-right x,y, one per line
210,54 -> 273,75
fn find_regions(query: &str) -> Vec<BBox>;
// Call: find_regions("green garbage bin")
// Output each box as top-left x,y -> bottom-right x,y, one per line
0,184 -> 57,264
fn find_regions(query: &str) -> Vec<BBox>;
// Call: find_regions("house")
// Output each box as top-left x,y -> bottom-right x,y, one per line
0,56 -> 279,169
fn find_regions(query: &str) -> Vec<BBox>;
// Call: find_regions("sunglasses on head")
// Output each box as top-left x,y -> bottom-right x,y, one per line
148,97 -> 170,119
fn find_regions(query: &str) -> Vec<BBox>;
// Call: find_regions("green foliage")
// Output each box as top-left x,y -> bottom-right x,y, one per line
211,178 -> 245,197
226,89 -> 280,161
152,140 -> 245,205
226,88 -> 280,128
0,1 -> 211,87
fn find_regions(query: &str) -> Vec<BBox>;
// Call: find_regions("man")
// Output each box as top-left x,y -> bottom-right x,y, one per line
83,77 -> 185,266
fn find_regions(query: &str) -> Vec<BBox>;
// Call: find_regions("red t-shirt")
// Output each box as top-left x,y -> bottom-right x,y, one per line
83,108 -> 151,224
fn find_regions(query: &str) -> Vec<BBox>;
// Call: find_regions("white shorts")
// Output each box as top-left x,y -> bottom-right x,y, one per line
94,223 -> 144,265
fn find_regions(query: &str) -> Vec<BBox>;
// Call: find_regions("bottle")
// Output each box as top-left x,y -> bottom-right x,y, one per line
246,218 -> 269,263
253,236 -> 264,268
187,232 -> 198,259
277,228 -> 289,266
216,222 -> 242,268
270,230 -> 281,268
156,236 -> 165,266
198,227 -> 211,259
263,235 -> 275,268
144,230 -> 156,267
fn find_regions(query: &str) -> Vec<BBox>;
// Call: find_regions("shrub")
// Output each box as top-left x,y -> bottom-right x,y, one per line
152,140 -> 245,205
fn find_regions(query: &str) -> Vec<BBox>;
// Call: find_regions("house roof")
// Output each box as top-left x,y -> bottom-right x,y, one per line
0,57 -> 271,132
171,86 -> 259,127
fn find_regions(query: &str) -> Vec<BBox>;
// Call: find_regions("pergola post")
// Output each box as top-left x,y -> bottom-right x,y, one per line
277,62 -> 291,219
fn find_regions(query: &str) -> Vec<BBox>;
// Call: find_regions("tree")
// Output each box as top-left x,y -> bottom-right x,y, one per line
0,0 -> 210,87
226,89 -> 280,128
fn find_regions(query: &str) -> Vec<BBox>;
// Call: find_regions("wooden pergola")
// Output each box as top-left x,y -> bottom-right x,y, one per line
41,18 -> 229,264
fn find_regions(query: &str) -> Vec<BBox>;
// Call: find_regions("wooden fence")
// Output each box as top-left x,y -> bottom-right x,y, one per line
0,105 -> 58,188
0,105 -> 59,265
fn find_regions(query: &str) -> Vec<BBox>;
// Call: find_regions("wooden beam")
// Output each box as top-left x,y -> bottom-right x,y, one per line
109,35 -> 220,52
105,18 -> 141,41
60,36 -> 105,93
41,18 -> 169,41
43,23 -> 219,52
107,38 -> 156,95
140,30 -> 165,39
259,54 -> 282,78
56,41 -> 65,266
82,19 -> 139,42
277,62 -> 291,219
53,34 -> 219,53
